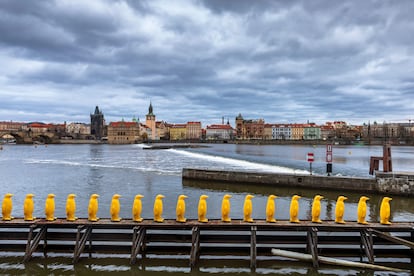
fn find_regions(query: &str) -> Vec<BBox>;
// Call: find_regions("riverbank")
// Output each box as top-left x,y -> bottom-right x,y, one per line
54,138 -> 414,146
182,169 -> 414,196
58,139 -> 104,144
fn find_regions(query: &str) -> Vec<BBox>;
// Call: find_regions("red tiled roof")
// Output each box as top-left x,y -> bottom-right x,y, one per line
206,124 -> 233,130
109,122 -> 138,127
321,125 -> 334,130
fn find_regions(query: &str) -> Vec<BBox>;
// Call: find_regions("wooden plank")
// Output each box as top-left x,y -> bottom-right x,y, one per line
0,231 -> 31,240
130,226 -> 146,264
360,229 -> 374,264
250,226 -> 257,270
306,227 -> 319,268
371,229 -> 414,249
43,227 -> 48,258
271,248 -> 409,273
190,226 -> 200,268
73,225 -> 92,263
2,218 -> 414,231
23,225 -> 47,262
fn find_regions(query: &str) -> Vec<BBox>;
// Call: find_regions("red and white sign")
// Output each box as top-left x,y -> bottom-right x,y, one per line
326,144 -> 333,153
307,152 -> 314,162
326,144 -> 333,163
326,153 -> 332,163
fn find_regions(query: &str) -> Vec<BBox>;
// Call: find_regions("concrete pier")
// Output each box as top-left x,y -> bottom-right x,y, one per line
182,169 -> 414,196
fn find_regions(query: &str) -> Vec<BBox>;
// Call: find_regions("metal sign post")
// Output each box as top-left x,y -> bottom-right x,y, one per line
326,144 -> 333,176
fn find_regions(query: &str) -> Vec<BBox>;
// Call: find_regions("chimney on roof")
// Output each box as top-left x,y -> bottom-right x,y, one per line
222,116 -> 224,124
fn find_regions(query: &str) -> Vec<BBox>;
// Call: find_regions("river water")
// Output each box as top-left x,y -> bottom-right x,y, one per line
0,143 -> 413,275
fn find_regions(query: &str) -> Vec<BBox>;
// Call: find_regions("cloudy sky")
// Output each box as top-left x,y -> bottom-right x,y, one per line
0,0 -> 413,126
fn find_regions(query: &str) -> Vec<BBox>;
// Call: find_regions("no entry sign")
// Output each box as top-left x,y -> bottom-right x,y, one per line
307,152 -> 314,162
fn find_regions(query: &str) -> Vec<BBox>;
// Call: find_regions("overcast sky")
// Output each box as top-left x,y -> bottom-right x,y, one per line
0,0 -> 413,126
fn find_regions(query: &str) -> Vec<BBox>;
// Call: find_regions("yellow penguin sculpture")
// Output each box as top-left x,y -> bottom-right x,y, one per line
357,196 -> 370,224
221,194 -> 232,222
380,197 -> 392,225
132,194 -> 144,222
88,194 -> 99,222
110,194 -> 122,222
335,196 -> 348,224
289,195 -> 301,223
311,195 -> 324,223
243,194 -> 255,222
176,195 -> 188,222
266,194 -> 277,223
24,194 -> 35,221
45,194 -> 56,221
66,194 -> 77,221
153,194 -> 165,222
2,193 -> 13,221
198,195 -> 209,223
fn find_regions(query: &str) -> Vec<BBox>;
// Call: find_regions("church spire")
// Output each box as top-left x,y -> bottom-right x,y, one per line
94,105 -> 101,115
147,101 -> 154,116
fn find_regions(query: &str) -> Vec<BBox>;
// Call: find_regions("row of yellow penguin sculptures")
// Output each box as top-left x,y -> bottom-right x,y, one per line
1,193 -> 393,225
303,194 -> 391,225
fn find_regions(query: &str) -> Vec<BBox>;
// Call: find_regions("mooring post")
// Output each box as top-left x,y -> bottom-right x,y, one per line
360,229 -> 374,264
306,227 -> 319,268
250,226 -> 257,270
190,226 -> 200,269
23,225 -> 47,262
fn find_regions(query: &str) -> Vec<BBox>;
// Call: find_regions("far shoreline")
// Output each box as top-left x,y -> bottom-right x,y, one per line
2,138 -> 413,146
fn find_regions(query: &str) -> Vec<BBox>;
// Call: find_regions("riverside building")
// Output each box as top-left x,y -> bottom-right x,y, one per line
107,121 -> 140,144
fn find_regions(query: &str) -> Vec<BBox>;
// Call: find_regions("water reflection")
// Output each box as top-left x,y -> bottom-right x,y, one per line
87,145 -> 105,188
2,255 -> 410,275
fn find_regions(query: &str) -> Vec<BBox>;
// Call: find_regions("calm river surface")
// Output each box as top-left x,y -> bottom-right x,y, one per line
0,143 -> 413,275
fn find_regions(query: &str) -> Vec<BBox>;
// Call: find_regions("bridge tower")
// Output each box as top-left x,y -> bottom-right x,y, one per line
90,106 -> 105,140
145,102 -> 156,140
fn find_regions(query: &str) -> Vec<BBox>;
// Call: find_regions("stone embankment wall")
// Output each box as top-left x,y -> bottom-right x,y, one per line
375,172 -> 414,195
182,169 -> 414,196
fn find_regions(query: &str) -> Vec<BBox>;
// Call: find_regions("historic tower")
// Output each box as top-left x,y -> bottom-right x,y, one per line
235,113 -> 244,139
145,102 -> 156,140
90,106 -> 105,140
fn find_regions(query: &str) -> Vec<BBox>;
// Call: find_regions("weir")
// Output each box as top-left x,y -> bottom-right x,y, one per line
182,168 -> 414,196
0,218 -> 413,272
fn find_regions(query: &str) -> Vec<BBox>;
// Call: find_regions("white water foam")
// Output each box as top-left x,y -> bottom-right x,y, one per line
24,159 -> 179,175
169,149 -> 308,174
132,143 -> 148,149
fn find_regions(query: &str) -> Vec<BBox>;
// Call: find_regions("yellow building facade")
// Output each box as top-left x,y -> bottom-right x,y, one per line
169,124 -> 187,140
291,124 -> 305,140
107,121 -> 140,144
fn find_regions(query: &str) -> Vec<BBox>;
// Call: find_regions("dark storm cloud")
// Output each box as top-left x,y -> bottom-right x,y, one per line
0,0 -> 413,125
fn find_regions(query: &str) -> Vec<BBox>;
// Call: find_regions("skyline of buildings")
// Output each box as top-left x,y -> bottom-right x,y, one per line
1,103 -> 413,144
